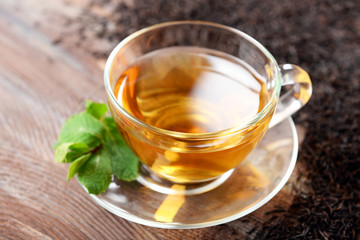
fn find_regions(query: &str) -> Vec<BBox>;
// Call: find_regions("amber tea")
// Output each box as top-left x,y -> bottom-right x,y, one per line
110,46 -> 273,183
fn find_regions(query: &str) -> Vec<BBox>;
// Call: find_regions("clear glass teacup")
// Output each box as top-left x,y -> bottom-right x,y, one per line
104,21 -> 312,193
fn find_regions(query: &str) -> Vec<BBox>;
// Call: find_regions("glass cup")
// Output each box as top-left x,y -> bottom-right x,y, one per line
104,21 -> 312,194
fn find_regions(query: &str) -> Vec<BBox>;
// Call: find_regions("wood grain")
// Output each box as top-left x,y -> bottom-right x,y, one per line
0,1 -> 304,239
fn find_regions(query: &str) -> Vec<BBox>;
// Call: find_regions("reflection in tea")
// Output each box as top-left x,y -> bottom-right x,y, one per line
110,47 -> 273,183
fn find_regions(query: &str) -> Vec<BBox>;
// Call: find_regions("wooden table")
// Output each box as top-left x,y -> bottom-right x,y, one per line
1,0 -> 358,239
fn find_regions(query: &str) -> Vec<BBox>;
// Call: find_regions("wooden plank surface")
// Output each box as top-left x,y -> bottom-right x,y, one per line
0,0 -> 309,239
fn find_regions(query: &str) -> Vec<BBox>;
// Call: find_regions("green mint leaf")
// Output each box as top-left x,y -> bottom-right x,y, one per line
52,142 -> 60,150
78,147 -> 112,195
69,142 -> 90,152
55,143 -> 74,163
58,112 -> 105,148
85,99 -> 108,120
65,143 -> 91,162
67,153 -> 91,180
55,142 -> 90,163
55,100 -> 141,194
104,116 -> 139,181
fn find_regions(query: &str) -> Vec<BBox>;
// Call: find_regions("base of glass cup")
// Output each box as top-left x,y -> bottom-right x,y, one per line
137,164 -> 234,196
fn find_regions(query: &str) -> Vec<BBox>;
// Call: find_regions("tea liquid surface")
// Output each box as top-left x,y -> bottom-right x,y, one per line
112,47 -> 270,182
114,46 -> 268,134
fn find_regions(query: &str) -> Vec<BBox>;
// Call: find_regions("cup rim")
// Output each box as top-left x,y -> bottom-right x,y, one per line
104,20 -> 281,138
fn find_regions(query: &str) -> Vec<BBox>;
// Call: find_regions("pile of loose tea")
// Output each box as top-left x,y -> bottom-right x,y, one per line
55,0 -> 359,238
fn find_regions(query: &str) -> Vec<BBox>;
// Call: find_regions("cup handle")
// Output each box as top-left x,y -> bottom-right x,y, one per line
269,64 -> 313,128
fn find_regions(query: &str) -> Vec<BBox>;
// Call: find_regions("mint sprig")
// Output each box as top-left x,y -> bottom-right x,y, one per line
54,100 -> 140,194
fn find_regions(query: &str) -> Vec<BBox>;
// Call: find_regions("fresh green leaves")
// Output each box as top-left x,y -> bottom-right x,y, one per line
85,100 -> 108,120
77,148 -> 112,194
67,153 -> 91,180
55,142 -> 90,163
104,117 -> 139,181
54,100 -> 140,194
58,112 -> 105,148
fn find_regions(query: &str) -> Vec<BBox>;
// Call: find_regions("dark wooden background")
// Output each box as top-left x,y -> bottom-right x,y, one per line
0,0 -> 358,239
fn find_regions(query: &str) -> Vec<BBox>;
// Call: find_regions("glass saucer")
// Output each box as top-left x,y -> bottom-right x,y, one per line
76,86 -> 298,229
